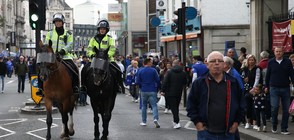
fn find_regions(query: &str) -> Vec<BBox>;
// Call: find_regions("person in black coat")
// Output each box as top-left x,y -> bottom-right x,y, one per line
161,59 -> 187,129
0,57 -> 7,93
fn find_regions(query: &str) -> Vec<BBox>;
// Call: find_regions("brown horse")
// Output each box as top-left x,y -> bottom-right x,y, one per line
38,41 -> 76,140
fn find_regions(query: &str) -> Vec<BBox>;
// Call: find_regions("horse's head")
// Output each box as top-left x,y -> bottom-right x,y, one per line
37,40 -> 56,81
90,47 -> 109,86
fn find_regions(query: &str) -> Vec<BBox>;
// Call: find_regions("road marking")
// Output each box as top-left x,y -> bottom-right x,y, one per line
181,120 -> 196,130
8,107 -> 20,112
0,118 -> 28,138
26,118 -> 61,140
6,79 -> 15,84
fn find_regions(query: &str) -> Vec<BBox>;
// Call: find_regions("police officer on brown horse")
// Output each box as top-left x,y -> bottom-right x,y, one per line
36,13 -> 79,96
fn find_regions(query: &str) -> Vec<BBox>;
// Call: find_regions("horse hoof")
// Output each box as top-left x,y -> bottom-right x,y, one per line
69,130 -> 75,136
63,137 -> 70,140
101,135 -> 107,140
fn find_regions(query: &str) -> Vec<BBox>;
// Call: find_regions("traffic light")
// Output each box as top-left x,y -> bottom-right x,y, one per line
29,0 -> 46,30
173,8 -> 184,34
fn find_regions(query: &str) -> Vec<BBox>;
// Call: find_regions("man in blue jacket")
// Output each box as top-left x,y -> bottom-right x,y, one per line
137,57 -> 161,128
187,51 -> 245,139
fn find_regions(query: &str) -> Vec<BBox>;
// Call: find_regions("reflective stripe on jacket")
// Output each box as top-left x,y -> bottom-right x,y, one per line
45,28 -> 73,60
86,35 -> 116,62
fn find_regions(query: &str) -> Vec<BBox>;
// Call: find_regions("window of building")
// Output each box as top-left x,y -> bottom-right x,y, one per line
65,12 -> 70,19
65,23 -> 70,28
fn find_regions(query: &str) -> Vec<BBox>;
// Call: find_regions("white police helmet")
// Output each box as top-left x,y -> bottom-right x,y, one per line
53,13 -> 65,23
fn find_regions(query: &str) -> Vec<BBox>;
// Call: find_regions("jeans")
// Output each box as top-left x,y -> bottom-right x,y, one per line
141,91 -> 159,123
0,75 -> 4,91
18,75 -> 26,92
255,108 -> 266,127
130,85 -> 138,100
197,130 -> 235,140
270,87 -> 290,130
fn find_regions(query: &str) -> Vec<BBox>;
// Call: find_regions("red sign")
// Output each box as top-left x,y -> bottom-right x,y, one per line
272,20 -> 292,52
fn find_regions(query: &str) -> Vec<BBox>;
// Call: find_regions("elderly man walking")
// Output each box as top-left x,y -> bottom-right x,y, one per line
187,51 -> 245,140
265,47 -> 294,135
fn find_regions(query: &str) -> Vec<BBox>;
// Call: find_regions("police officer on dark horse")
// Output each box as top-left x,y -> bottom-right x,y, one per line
36,13 -> 79,96
80,19 -> 124,94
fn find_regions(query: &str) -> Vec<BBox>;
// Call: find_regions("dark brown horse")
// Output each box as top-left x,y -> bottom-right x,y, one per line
38,41 -> 76,140
81,47 -> 117,140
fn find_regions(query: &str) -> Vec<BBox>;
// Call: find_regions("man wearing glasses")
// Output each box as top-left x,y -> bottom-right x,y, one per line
187,51 -> 245,140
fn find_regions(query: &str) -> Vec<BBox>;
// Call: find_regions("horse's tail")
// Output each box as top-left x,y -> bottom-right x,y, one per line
74,93 -> 79,110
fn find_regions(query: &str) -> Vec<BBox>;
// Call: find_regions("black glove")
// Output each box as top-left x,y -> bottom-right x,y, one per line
58,49 -> 66,56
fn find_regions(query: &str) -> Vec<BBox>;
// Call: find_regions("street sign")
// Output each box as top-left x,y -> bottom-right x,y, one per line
186,7 -> 197,20
150,17 -> 161,27
31,75 -> 42,104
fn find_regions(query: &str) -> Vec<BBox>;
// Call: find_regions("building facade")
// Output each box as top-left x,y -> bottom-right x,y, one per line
0,0 -> 26,57
73,24 -> 97,56
44,0 -> 74,36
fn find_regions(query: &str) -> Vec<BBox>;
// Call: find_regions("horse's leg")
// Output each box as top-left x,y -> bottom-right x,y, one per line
45,100 -> 52,140
60,108 -> 70,139
101,94 -> 116,140
101,111 -> 111,140
68,109 -> 75,136
91,100 -> 100,140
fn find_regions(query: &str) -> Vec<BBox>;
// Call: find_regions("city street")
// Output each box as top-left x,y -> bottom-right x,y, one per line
0,77 -> 197,140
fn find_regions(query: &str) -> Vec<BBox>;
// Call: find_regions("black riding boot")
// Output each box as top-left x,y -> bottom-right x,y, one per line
36,76 -> 44,97
80,63 -> 90,92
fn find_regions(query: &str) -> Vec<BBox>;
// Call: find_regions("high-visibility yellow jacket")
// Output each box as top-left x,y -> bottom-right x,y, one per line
45,28 -> 73,60
87,35 -> 116,62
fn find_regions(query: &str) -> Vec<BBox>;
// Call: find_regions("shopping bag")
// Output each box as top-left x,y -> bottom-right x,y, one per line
157,95 -> 166,108
289,100 -> 294,116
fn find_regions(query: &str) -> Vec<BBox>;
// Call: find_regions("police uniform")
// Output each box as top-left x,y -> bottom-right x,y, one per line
37,13 -> 79,96
81,19 -> 124,93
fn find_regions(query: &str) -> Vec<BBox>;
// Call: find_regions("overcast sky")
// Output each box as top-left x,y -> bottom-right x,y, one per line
65,0 -> 118,8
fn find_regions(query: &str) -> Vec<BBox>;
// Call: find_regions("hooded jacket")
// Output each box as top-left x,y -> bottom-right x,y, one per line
161,65 -> 187,97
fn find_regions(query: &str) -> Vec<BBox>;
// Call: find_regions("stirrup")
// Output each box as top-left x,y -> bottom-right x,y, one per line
73,86 -> 79,94
36,89 -> 44,97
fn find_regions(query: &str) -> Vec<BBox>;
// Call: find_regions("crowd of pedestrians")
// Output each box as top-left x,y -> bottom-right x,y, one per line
1,44 -> 294,139
109,46 -> 294,139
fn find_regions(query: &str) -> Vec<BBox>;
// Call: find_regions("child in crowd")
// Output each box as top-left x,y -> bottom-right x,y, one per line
250,84 -> 267,132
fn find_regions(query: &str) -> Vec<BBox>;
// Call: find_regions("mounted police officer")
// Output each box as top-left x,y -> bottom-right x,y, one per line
81,19 -> 124,93
36,13 -> 79,96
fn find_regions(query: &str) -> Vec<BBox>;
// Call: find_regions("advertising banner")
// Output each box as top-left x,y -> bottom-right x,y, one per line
272,20 -> 292,52
108,13 -> 123,22
291,20 -> 294,35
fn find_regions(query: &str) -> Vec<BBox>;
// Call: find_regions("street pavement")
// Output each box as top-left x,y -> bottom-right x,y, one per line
0,76 -> 197,140
1,76 -> 293,140
178,89 -> 294,140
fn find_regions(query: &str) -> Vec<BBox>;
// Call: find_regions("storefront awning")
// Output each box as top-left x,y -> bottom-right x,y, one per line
160,32 -> 199,42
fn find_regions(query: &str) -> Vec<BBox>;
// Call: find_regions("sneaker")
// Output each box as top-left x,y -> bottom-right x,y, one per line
262,126 -> 267,132
164,109 -> 168,114
134,99 -> 139,103
140,122 -> 147,126
253,125 -> 259,130
1,91 -> 3,93
271,126 -> 278,133
257,127 -> 261,132
173,123 -> 181,129
245,123 -> 250,129
281,130 -> 290,135
148,109 -> 152,114
154,119 -> 160,128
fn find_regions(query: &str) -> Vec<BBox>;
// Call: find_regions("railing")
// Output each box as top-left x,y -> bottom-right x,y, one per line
268,12 -> 294,22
